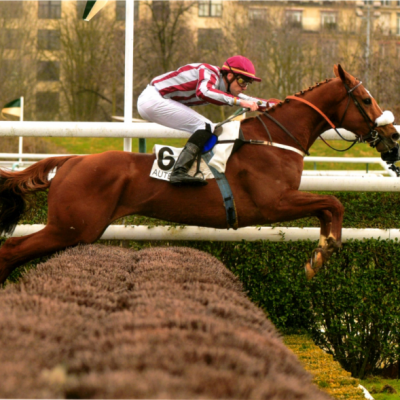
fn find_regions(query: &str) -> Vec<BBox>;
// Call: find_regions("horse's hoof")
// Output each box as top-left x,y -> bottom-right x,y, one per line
304,262 -> 316,281
304,250 -> 323,281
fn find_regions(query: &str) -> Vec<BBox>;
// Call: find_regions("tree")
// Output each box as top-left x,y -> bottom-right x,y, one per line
46,3 -> 122,121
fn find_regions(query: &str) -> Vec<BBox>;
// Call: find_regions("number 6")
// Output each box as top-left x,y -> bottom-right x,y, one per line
157,147 -> 175,171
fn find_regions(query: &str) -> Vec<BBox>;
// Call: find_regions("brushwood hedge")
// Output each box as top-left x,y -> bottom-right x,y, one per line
2,190 -> 400,379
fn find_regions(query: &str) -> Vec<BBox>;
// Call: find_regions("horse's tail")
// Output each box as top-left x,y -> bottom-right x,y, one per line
0,155 -> 77,236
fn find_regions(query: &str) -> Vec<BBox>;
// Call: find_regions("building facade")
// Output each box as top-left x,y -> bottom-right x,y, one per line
1,0 -> 399,122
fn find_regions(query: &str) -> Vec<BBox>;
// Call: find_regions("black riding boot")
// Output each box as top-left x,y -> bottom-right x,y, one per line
170,142 -> 207,186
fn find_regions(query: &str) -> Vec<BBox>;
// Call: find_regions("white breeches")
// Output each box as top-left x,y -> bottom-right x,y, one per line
137,85 -> 216,134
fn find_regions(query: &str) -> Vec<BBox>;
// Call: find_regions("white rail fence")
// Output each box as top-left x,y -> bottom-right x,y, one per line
1,122 -> 399,241
6,225 -> 400,242
1,122 -> 398,175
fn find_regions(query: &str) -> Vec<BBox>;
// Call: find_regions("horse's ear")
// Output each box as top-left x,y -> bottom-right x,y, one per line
337,64 -> 347,82
333,64 -> 339,77
334,64 -> 353,85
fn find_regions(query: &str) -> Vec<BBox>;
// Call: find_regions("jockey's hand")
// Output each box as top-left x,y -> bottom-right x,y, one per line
240,100 -> 259,111
257,103 -> 268,112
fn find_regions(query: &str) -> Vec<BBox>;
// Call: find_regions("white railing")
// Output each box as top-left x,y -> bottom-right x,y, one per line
6,225 -> 400,242
0,123 -> 397,175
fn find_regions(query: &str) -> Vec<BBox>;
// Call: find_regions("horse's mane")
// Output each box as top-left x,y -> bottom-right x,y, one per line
269,78 -> 334,111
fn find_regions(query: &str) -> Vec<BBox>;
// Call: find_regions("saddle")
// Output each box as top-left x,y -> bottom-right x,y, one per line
150,120 -> 242,181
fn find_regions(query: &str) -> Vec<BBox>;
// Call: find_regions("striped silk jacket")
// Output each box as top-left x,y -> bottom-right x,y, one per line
151,63 -> 262,107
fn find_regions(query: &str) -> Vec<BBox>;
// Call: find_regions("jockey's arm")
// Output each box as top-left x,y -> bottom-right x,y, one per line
196,67 -> 238,106
238,93 -> 275,110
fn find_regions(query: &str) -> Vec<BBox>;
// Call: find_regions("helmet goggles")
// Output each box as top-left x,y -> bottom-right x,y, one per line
225,60 -> 254,88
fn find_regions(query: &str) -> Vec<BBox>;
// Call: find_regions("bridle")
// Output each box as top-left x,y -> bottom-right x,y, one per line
283,79 -> 386,153
340,81 -> 383,147
218,78 -> 392,159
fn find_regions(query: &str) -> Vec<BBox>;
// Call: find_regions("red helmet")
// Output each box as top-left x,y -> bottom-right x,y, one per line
221,55 -> 261,82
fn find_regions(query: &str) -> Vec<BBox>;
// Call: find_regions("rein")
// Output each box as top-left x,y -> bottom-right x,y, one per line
286,92 -> 360,152
217,78 -> 386,158
284,80 -> 385,152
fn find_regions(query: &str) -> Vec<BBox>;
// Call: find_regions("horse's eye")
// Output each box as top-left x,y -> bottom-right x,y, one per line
363,98 -> 372,105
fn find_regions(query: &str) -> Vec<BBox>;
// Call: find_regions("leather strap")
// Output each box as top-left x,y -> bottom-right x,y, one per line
202,151 -> 238,230
286,95 -> 336,129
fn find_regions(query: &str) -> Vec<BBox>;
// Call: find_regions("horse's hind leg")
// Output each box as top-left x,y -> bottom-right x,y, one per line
0,223 -> 100,284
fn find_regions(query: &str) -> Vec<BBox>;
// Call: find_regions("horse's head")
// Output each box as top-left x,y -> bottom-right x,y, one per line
333,64 -> 399,153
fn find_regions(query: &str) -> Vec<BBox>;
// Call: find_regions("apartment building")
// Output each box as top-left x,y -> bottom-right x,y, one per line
1,0 -> 399,121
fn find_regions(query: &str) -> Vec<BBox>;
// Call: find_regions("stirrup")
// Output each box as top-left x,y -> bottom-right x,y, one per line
170,170 -> 208,187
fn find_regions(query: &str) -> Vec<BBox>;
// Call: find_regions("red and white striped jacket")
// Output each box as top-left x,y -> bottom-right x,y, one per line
151,63 -> 265,107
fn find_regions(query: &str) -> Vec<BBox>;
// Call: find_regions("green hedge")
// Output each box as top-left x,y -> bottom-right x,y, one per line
185,239 -> 400,379
3,191 -> 400,379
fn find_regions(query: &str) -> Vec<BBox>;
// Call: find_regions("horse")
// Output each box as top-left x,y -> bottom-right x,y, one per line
0,65 -> 398,284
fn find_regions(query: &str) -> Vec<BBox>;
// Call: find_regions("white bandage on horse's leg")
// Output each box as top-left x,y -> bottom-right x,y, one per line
319,234 -> 327,247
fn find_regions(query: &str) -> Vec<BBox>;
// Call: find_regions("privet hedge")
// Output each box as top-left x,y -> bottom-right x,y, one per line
188,239 -> 400,379
2,191 -> 400,379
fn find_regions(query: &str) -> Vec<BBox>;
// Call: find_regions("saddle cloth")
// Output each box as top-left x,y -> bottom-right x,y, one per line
150,121 -> 241,181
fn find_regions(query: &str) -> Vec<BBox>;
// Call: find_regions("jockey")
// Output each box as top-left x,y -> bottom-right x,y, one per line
138,55 -> 268,186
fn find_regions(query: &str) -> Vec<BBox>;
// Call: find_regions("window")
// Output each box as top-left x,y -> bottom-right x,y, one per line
0,2 -> 22,17
321,11 -> 338,30
76,1 -> 86,17
4,29 -> 20,49
378,13 -> 391,34
0,59 -> 18,81
38,1 -> 61,19
248,7 -> 267,20
397,13 -> 400,33
197,28 -> 222,52
116,1 -> 139,21
37,61 -> 60,81
381,0 -> 391,5
116,1 -> 125,20
286,10 -> 303,28
36,91 -> 59,120
379,42 -> 390,57
37,30 -> 60,50
198,1 -> 222,17
152,1 -> 169,20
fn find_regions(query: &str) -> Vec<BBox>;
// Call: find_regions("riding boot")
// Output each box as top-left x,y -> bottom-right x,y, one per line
170,142 -> 207,186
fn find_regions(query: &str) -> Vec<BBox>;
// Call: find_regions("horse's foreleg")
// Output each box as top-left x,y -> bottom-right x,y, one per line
302,209 -> 339,280
271,191 -> 344,280
0,223 -> 103,284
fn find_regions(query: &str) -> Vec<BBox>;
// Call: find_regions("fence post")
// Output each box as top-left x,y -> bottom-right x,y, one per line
123,0 -> 134,152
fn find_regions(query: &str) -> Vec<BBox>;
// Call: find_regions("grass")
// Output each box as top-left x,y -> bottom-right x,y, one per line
284,335 -> 365,399
360,377 -> 400,400
285,335 -> 400,399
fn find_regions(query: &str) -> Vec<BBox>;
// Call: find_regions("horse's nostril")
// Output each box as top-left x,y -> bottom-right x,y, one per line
392,133 -> 400,141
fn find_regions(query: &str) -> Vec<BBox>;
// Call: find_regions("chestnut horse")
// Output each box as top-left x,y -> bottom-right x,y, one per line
0,65 -> 398,283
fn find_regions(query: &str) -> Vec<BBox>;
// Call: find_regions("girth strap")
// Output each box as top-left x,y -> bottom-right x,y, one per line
202,151 -> 238,230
